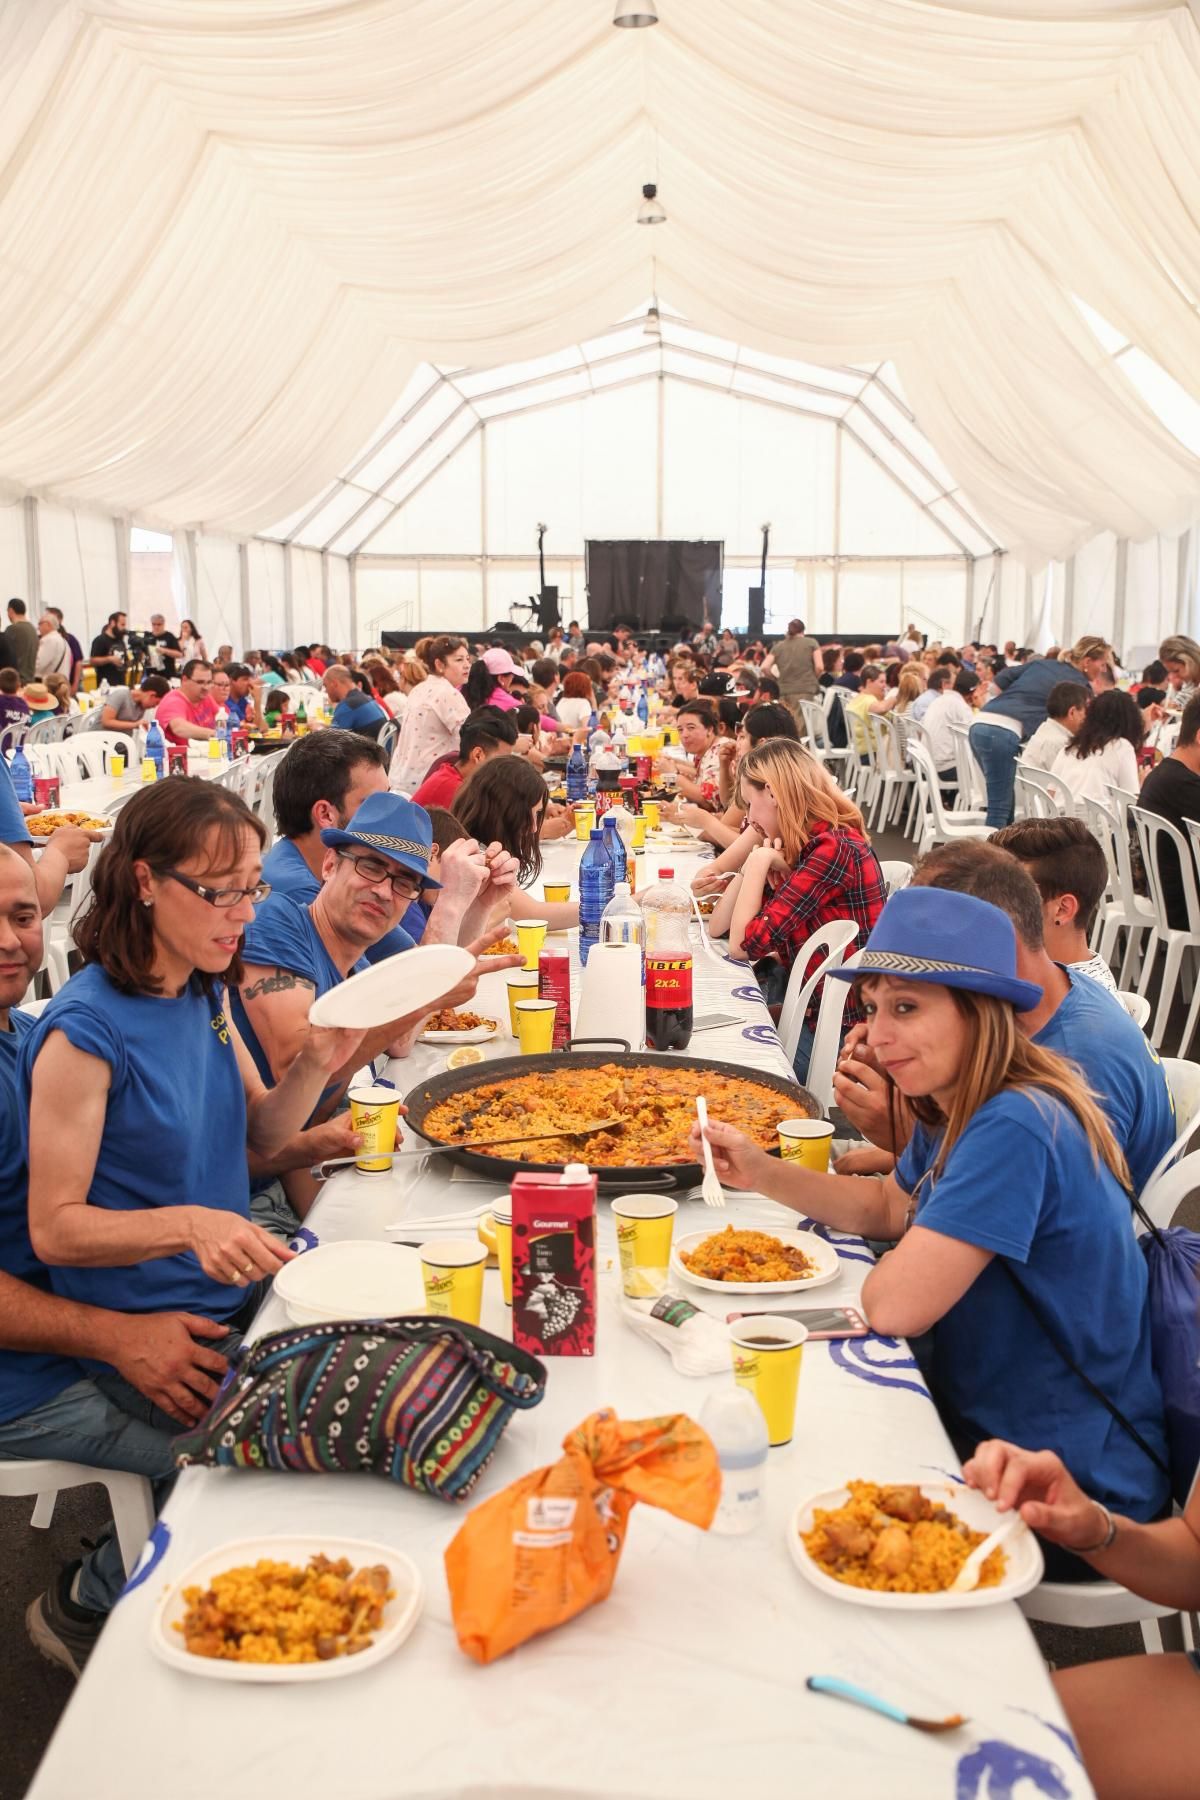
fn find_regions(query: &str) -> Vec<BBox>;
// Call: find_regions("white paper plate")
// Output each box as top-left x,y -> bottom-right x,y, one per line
272,1240 -> 425,1323
787,1480 -> 1043,1610
151,1535 -> 423,1681
671,1227 -> 842,1294
309,943 -> 474,1030
418,1018 -> 498,1045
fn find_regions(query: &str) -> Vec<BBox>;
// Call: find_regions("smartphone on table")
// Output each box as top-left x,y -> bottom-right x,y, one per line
725,1306 -> 868,1340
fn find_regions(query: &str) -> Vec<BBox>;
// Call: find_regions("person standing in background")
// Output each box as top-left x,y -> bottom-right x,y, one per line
35,613 -> 72,679
146,615 -> 182,673
0,600 -> 37,682
88,612 -> 128,683
42,608 -> 83,692
765,619 -> 823,708
178,619 -> 208,662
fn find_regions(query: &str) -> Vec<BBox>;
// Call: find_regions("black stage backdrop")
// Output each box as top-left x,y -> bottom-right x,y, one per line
585,540 -> 722,634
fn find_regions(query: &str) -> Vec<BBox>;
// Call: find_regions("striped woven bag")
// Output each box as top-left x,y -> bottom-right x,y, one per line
173,1315 -> 546,1501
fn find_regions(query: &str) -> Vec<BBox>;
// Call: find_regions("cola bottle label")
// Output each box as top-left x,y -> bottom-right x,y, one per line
645,954 -> 694,1049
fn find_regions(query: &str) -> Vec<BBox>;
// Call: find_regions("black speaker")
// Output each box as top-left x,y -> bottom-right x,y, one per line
747,585 -> 765,638
537,584 -> 560,635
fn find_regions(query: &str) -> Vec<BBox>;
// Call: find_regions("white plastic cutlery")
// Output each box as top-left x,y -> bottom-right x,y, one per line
694,1096 -> 725,1209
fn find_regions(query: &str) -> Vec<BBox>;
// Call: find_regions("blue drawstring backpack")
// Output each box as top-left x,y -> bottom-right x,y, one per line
1136,1207 -> 1200,1507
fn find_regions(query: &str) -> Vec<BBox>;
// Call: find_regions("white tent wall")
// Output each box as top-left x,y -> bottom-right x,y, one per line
244,541 -> 287,651
37,504 -> 122,647
192,533 -> 242,657
327,554 -> 352,651
0,497 -> 27,604
289,547 -> 324,646
988,528 -> 1186,663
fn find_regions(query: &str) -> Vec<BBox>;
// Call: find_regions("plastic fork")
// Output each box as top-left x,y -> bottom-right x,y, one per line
694,1096 -> 725,1209
949,1516 -> 1024,1593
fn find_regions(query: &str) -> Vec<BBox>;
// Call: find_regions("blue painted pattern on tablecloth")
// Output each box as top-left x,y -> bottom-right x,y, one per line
828,1333 -> 933,1401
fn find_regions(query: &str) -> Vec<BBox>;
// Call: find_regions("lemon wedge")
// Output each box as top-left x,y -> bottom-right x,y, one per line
446,1045 -> 486,1070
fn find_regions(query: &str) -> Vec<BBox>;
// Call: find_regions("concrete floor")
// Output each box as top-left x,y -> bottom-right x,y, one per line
3,817 -> 1196,1798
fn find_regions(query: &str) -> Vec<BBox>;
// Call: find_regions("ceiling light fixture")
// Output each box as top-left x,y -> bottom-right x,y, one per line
637,182 -> 666,225
643,303 -> 661,338
613,1 -> 658,25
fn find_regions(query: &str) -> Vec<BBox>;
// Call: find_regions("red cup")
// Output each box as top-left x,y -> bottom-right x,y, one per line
33,775 -> 60,808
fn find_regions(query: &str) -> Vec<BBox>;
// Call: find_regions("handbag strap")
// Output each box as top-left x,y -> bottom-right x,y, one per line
238,1313 -> 546,1404
1000,1261 -> 1169,1479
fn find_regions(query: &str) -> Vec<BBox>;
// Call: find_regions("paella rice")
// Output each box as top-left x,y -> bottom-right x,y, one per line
26,810 -> 109,835
176,1553 -> 394,1663
422,1009 -> 494,1033
802,1481 -> 1007,1594
419,1063 -> 797,1166
680,1226 -> 818,1283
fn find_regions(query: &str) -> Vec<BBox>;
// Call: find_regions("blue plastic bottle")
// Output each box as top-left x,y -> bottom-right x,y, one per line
565,742 -> 588,804
578,827 -> 615,965
602,814 -> 627,886
636,690 -> 649,726
145,720 -> 166,777
9,744 -> 33,803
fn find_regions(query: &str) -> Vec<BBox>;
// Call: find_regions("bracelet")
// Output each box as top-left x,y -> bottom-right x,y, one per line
1075,1502 -> 1118,1556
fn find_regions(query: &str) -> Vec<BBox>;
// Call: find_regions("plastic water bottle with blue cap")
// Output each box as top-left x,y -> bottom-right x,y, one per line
8,743 -> 33,804
700,1388 -> 768,1534
145,719 -> 166,777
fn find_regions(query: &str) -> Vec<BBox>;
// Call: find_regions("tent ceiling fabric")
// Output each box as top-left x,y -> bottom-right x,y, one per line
1,2 -> 1200,562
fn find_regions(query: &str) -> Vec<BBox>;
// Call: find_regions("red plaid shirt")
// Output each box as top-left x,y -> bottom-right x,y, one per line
740,822 -> 887,1031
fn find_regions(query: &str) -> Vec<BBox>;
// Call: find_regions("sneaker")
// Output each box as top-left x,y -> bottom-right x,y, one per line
26,1559 -> 105,1679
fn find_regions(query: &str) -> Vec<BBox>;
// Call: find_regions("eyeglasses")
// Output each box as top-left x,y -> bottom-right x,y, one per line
336,847 -> 420,899
163,870 -> 270,909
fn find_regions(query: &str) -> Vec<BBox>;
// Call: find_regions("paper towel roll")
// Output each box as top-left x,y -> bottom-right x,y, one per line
574,943 -> 644,1050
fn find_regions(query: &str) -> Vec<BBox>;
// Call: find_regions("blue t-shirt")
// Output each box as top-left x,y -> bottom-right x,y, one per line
0,1010 -> 80,1425
330,690 -> 386,736
231,891 -> 368,1102
225,693 -> 250,725
895,1087 -> 1167,1518
0,757 -> 33,847
259,837 -> 414,967
18,966 -> 251,1323
982,659 -> 1088,740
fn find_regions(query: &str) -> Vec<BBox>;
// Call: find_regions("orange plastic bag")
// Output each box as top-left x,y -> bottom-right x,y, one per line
444,1408 -> 719,1663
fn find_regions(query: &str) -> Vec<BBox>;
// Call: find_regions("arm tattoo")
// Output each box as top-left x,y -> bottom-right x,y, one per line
240,967 -> 317,1002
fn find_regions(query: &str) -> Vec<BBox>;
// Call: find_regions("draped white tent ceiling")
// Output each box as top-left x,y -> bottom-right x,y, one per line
3,0 -> 1200,564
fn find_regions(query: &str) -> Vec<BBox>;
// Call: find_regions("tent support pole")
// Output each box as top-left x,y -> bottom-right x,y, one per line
1177,530 -> 1191,643
831,427 -> 842,632
480,423 -> 489,628
655,373 -> 664,538
283,547 -> 295,648
321,552 -> 330,645
24,496 -> 41,610
350,554 -> 359,650
238,541 -> 251,660
1113,539 -> 1128,655
113,516 -> 130,621
1063,556 -> 1076,647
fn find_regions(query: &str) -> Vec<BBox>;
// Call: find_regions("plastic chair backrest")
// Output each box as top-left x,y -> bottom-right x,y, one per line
1136,1146 -> 1200,1233
1083,796 -> 1121,896
803,970 -> 855,1108
878,860 -> 913,896
798,699 -> 831,754
1106,787 -> 1150,920
907,739 -> 951,834
776,920 -> 860,1069
1015,765 -> 1066,819
1132,806 -> 1200,938
946,722 -> 983,810
23,715 -> 74,745
1136,1057 -> 1200,1198
1115,989 -> 1151,1029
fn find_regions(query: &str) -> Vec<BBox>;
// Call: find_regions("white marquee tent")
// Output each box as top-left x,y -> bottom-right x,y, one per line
3,0 -> 1200,655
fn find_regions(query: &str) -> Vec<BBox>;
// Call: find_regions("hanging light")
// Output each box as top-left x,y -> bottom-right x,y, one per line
643,303 -> 661,338
637,182 -> 666,225
613,1 -> 658,25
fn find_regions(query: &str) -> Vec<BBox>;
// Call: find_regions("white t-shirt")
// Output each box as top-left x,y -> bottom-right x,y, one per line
1023,717 -> 1072,773
1050,737 -> 1139,809
1070,951 -> 1118,995
556,696 -> 593,731
921,690 -> 975,772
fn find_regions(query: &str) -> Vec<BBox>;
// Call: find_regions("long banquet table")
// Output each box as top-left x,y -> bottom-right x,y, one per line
27,832 -> 1093,1800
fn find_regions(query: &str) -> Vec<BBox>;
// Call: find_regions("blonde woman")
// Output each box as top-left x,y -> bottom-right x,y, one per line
705,738 -> 886,1075
1158,635 -> 1200,707
696,887 -> 1169,1569
892,665 -> 926,715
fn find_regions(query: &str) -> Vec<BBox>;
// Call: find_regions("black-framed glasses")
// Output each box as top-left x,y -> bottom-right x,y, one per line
163,870 -> 270,910
335,847 -> 420,899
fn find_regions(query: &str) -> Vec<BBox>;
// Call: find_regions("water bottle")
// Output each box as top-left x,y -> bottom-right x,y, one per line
565,742 -> 588,804
637,689 -> 649,726
640,866 -> 694,1050
578,827 -> 615,965
9,744 -> 33,804
700,1389 -> 768,1536
215,704 -> 230,757
601,813 -> 627,885
600,882 -> 645,970
145,719 -> 166,778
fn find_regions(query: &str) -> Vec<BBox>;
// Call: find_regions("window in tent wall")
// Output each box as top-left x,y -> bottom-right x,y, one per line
415,564 -> 483,634
127,526 -> 175,633
355,564 -> 421,643
898,562 -> 969,648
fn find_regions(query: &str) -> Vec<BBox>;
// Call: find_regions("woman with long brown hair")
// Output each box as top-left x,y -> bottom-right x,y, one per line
705,737 -> 886,1075
452,756 -> 578,931
21,780 -> 363,1331
696,886 -> 1168,1566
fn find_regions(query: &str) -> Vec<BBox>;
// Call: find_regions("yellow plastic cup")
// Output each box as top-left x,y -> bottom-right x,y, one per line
515,997 -> 556,1054
477,1197 -> 513,1306
347,1083 -> 402,1174
573,804 -> 596,842
612,1194 -> 677,1298
642,801 -> 661,831
730,1316 -> 809,1447
207,737 -> 222,760
514,917 -> 547,971
110,753 -> 126,780
544,882 -> 570,904
630,816 -> 647,849
777,1118 -> 836,1172
421,1239 -> 487,1324
505,969 -> 539,1035
140,757 -> 157,782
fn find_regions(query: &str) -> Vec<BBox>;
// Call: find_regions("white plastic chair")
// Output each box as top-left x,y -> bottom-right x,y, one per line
1015,765 -> 1068,820
1116,989 -> 1152,1029
23,716 -> 75,745
1132,807 -> 1200,1051
867,714 -> 917,831
946,721 -> 987,813
1138,1059 -> 1200,1199
1018,1580 -> 1180,1655
0,1461 -> 154,1578
907,741 -> 990,858
1136,1145 -> 1200,1233
801,968 -> 855,1109
777,921 -> 860,1072
1092,790 -> 1155,988
796,698 -> 856,786
877,859 -> 913,897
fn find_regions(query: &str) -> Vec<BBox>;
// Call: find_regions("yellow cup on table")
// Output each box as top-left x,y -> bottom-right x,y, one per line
630,816 -> 647,849
514,917 -> 547,971
207,737 -> 222,760
730,1316 -> 809,1447
477,1197 -> 513,1305
777,1118 -> 836,1173
110,753 -> 126,780
140,757 -> 157,782
544,882 -> 570,905
515,997 -> 556,1054
421,1239 -> 488,1324
573,804 -> 596,842
642,800 -> 661,831
612,1194 -> 677,1298
347,1083 -> 402,1174
505,969 -> 539,1035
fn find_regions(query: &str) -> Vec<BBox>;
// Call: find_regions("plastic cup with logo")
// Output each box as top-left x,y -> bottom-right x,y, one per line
611,1194 -> 678,1298
573,803 -> 596,842
140,757 -> 157,782
630,816 -> 647,849
109,751 -> 126,780
505,969 -> 539,1035
544,882 -> 570,904
730,1316 -> 808,1447
515,997 -> 556,1055
420,1239 -> 488,1324
777,1118 -> 836,1173
514,918 -> 547,971
642,800 -> 661,831
205,736 -> 222,760
347,1083 -> 402,1173
477,1197 -> 514,1305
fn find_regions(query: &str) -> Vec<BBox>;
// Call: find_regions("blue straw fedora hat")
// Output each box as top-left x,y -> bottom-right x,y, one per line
829,886 -> 1043,1011
320,792 -> 441,887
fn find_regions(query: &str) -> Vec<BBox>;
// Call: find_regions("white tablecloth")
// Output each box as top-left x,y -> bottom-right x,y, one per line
28,835 -> 1091,1800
